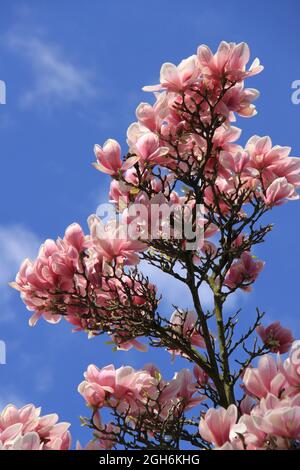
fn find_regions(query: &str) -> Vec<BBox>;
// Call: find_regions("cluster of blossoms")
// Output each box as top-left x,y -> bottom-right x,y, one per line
0,404 -> 71,450
78,363 -> 205,450
200,340 -> 300,450
168,310 -> 206,356
77,324 -> 296,451
96,42 -> 299,216
9,41 -> 300,450
11,221 -> 156,351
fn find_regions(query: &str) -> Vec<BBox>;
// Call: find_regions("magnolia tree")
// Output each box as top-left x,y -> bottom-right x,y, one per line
5,41 -> 300,451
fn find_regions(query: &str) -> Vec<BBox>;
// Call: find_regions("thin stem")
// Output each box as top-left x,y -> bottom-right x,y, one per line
186,254 -> 228,407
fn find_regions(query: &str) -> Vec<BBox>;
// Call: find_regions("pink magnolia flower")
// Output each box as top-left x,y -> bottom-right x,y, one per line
212,125 -> 242,152
156,368 -> 205,418
193,365 -> 209,387
172,369 -> 205,411
0,404 -> 71,450
10,432 -> 43,450
114,337 -> 148,353
197,41 -> 263,81
11,223 -> 87,326
136,102 -> 158,131
76,418 -> 118,450
0,423 -> 24,449
253,405 -> 300,440
250,395 -> 300,452
219,149 -> 251,175
242,392 -> 280,447
237,411 -> 266,449
126,121 -> 150,148
78,364 -> 115,408
199,404 -> 238,447
133,132 -> 169,166
79,364 -> 157,415
239,393 -> 300,450
0,404 -> 40,432
220,83 -> 260,119
112,366 -> 157,414
204,182 -> 232,214
143,55 -> 199,92
109,179 -> 131,210
168,310 -> 206,356
281,340 -> 300,395
246,135 -> 286,168
64,223 -> 86,252
240,395 -> 256,415
243,355 -> 286,399
88,215 -> 146,266
122,191 -> 171,241
263,177 -> 299,206
269,157 -> 300,188
93,139 -> 138,176
135,96 -> 166,132
224,252 -> 265,291
256,321 -> 294,354
245,135 -> 300,189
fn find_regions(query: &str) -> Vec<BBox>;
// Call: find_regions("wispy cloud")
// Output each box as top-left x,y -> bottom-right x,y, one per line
140,260 -> 240,316
0,224 -> 40,285
140,261 -> 215,311
0,391 -> 25,410
34,368 -> 54,393
6,32 -> 97,108
140,261 -> 193,311
0,224 -> 40,324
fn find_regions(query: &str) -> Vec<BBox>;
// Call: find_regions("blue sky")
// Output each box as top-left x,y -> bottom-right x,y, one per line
0,0 -> 300,447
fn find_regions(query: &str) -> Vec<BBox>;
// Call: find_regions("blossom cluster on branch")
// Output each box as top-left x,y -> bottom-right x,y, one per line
7,41 -> 300,450
199,340 -> 300,449
0,405 -> 71,450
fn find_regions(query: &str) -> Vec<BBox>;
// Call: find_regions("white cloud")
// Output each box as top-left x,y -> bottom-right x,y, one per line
140,261 -> 213,311
6,32 -> 97,108
0,224 -> 40,285
0,392 -> 25,411
0,225 -> 40,324
140,260 -> 240,317
140,261 -> 192,311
